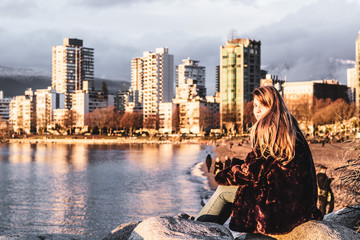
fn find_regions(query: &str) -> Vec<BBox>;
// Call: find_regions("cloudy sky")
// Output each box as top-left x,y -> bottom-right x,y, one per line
0,0 -> 359,95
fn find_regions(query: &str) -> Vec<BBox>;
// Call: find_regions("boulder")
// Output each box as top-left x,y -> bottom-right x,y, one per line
104,221 -> 141,240
105,205 -> 360,240
129,216 -> 234,240
266,220 -> 360,240
323,205 -> 360,230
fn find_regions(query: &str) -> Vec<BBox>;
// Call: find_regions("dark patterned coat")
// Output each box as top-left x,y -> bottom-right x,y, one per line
215,132 -> 323,235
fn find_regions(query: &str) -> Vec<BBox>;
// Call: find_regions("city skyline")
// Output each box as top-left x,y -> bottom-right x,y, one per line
0,0 -> 359,95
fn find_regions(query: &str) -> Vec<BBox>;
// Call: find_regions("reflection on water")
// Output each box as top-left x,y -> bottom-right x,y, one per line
0,143 -> 211,239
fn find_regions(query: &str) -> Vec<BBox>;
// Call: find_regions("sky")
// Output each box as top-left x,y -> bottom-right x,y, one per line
0,0 -> 359,95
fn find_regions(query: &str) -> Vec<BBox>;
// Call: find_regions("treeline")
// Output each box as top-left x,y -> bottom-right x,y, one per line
85,107 -> 142,135
243,98 -> 355,128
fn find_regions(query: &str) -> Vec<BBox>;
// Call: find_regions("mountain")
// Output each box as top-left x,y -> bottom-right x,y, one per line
0,66 -> 130,98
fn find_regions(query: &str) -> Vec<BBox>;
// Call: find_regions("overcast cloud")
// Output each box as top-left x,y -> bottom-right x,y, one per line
0,0 -> 359,95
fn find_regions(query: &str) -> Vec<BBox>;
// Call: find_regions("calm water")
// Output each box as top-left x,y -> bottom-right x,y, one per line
0,143 -> 213,239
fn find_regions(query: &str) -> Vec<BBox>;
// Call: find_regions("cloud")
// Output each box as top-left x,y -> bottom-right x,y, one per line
249,0 -> 360,84
0,0 -> 38,18
73,0 -> 165,8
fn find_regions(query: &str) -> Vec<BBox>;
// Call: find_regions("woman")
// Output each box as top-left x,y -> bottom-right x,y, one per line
195,86 -> 323,235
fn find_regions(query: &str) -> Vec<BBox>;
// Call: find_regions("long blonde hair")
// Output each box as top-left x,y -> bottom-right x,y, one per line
251,86 -> 298,164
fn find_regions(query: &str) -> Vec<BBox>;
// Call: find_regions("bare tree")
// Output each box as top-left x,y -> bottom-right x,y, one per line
120,112 -> 143,134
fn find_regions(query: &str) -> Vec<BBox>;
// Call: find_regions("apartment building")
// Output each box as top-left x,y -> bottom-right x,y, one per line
35,87 -> 65,133
220,39 -> 261,134
9,89 -> 35,134
175,58 -> 206,100
137,47 -> 174,129
0,91 -> 11,121
356,31 -> 360,112
159,102 -> 179,133
71,90 -> 115,129
347,67 -> 357,103
52,38 -> 94,109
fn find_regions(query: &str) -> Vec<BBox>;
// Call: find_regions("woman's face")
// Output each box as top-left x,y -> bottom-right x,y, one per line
253,97 -> 270,121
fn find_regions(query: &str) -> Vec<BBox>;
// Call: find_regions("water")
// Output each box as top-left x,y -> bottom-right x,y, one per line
0,143 -> 213,239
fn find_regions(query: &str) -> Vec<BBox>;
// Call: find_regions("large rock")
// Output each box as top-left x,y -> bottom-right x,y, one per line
266,220 -> 360,240
105,205 -> 360,240
104,221 -> 141,240
323,205 -> 360,230
129,216 -> 233,240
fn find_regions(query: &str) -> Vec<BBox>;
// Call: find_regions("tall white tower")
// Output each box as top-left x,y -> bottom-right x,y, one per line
140,47 -> 174,129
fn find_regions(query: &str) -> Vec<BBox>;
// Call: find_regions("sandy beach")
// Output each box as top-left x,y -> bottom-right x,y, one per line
202,140 -> 359,212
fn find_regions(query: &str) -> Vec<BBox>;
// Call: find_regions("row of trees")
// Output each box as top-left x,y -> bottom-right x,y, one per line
85,107 -> 142,135
242,98 -> 356,132
290,98 -> 355,126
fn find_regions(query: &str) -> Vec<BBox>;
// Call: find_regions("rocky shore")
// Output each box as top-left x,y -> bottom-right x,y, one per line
104,205 -> 360,240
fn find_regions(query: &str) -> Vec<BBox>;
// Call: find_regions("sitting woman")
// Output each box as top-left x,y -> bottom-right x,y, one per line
195,86 -> 323,235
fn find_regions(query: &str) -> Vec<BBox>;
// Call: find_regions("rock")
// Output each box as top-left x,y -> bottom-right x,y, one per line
129,216 -> 234,240
267,220 -> 360,240
103,221 -> 141,240
105,205 -> 360,240
323,205 -> 360,230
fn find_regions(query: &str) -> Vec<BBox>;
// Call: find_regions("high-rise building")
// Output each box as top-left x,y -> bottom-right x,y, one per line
130,57 -> 144,104
134,47 -> 174,129
220,39 -> 261,134
215,65 -> 220,93
52,38 -> 94,109
0,91 -> 11,121
356,31 -> 360,112
175,58 -> 206,100
347,67 -> 356,103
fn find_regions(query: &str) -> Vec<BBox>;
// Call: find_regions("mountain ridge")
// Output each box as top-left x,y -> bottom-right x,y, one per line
0,65 -> 130,98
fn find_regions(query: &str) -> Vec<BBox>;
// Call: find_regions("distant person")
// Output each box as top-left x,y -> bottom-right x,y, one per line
213,157 -> 223,175
317,165 -> 334,215
205,154 -> 212,172
224,155 -> 231,169
229,142 -> 234,149
194,86 -> 322,235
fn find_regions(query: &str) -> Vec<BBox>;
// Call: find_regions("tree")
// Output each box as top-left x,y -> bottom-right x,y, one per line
86,108 -> 108,135
312,99 -> 355,126
101,81 -> 108,96
64,110 -> 75,135
199,105 -> 214,133
171,105 -> 180,133
120,112 -> 143,134
287,96 -> 313,126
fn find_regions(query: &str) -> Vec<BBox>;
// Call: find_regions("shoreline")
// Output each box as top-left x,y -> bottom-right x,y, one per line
5,137 -> 213,145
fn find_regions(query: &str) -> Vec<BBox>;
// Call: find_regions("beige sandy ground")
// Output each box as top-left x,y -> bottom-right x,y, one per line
202,140 -> 359,212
